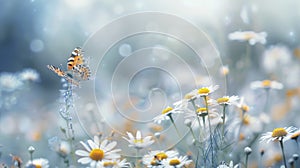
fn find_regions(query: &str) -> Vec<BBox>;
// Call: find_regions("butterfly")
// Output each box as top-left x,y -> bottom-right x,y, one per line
48,47 -> 91,86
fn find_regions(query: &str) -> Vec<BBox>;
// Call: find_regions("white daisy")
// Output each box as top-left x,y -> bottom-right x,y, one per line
162,155 -> 192,168
260,126 -> 297,143
101,159 -> 130,168
75,136 -> 121,167
211,96 -> 239,106
185,108 -> 222,128
123,130 -> 154,150
217,161 -> 240,168
197,85 -> 219,97
142,150 -> 179,167
26,158 -> 49,168
19,68 -> 40,82
228,31 -> 267,45
153,106 -> 182,124
250,80 -> 283,90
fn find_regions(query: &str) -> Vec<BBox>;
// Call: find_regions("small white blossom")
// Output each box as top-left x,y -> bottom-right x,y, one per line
26,158 -> 49,168
250,80 -> 283,90
19,68 -> 40,82
228,31 -> 267,45
123,130 -> 154,150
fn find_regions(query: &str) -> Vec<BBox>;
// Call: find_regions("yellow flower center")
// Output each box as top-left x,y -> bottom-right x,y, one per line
35,164 -> 42,168
217,97 -> 229,104
241,105 -> 249,112
151,159 -> 159,166
244,33 -> 254,40
272,128 -> 287,137
134,139 -> 144,144
169,159 -> 181,166
198,87 -> 210,94
242,115 -> 250,125
197,108 -> 207,113
262,80 -> 271,87
103,161 -> 115,167
162,107 -> 173,114
89,148 -> 104,161
155,152 -> 168,160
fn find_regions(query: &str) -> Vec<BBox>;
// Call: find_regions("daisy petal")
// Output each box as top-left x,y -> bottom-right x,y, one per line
78,157 -> 91,164
75,150 -> 89,156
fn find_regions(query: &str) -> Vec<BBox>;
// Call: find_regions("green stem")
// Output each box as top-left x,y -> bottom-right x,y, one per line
279,139 -> 287,168
189,127 -> 197,141
221,105 -> 227,143
204,96 -> 214,167
264,88 -> 270,113
245,154 -> 249,168
169,114 -> 181,137
30,153 -> 33,162
191,100 -> 202,133
136,149 -> 140,168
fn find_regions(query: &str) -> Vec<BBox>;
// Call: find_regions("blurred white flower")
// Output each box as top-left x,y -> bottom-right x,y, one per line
26,158 -> 49,168
250,80 -> 283,90
123,130 -> 154,150
260,126 -> 297,143
228,31 -> 267,45
262,45 -> 292,73
161,155 -> 192,168
0,73 -> 23,91
49,137 -> 71,157
19,68 -> 40,82
235,97 -> 250,113
142,150 -> 178,167
75,136 -> 121,167
220,65 -> 229,76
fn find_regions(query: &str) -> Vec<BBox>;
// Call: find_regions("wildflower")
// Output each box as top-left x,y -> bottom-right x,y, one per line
197,85 -> 219,97
250,80 -> 283,90
260,127 -> 297,168
211,96 -> 239,106
260,126 -> 297,143
262,45 -> 292,73
75,136 -> 121,167
228,31 -> 267,45
19,69 -> 40,82
162,155 -> 192,168
153,106 -> 182,124
123,130 -> 154,150
235,97 -> 250,113
0,73 -> 23,92
26,158 -> 49,168
101,159 -> 130,168
217,161 -> 239,168
142,150 -> 178,167
185,108 -> 222,128
49,137 -> 71,157
220,65 -> 230,76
